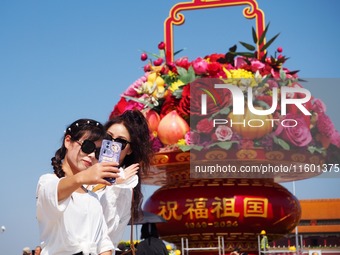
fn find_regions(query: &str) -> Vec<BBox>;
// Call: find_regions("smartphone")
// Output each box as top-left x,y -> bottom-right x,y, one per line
98,139 -> 122,183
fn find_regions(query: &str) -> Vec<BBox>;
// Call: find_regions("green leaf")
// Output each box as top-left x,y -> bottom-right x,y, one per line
257,74 -> 271,87
258,22 -> 270,45
307,146 -> 324,154
178,145 -> 193,152
178,144 -> 203,152
172,88 -> 183,99
239,41 -> 256,51
210,107 -> 231,119
218,141 -> 234,150
270,56 -> 276,63
192,145 -> 204,151
177,66 -> 196,84
213,141 -> 234,150
187,66 -> 196,82
279,68 -> 287,81
159,50 -> 165,59
229,44 -> 237,52
260,33 -> 280,52
122,95 -> 155,108
218,107 -> 231,115
140,49 -> 162,59
177,66 -> 187,77
252,27 -> 258,44
174,48 -> 186,56
273,136 -> 290,150
234,52 -> 256,58
287,70 -> 300,75
254,100 -> 270,110
224,52 -> 235,64
200,88 -> 217,106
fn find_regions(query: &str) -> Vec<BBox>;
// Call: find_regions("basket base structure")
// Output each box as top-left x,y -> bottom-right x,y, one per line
141,149 -> 324,253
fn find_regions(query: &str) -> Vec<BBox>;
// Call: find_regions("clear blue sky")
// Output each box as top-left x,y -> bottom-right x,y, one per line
0,0 -> 339,254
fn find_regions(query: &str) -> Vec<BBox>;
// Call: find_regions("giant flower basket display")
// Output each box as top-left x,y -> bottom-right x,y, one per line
109,1 -> 340,253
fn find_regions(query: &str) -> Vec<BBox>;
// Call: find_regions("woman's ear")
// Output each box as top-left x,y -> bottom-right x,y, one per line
64,135 -> 72,150
126,147 -> 133,155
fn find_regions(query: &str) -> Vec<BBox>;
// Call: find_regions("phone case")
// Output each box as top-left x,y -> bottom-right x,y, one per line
99,139 -> 122,183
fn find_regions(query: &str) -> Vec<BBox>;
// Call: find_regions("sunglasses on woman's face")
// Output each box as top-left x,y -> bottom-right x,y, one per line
76,140 -> 101,159
107,134 -> 131,150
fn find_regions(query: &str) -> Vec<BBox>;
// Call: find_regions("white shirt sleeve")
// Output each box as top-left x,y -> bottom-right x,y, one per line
36,174 -> 70,219
100,185 -> 133,247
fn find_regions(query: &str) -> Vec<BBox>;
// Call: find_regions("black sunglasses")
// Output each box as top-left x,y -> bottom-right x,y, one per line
76,140 -> 101,159
106,134 -> 131,150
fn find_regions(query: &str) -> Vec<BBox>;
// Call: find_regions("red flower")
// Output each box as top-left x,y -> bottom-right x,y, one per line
206,53 -> 225,62
177,85 -> 190,118
207,62 -> 222,77
175,57 -> 191,70
109,97 -> 128,118
109,97 -> 144,119
159,94 -> 180,118
196,118 -> 214,134
189,78 -> 231,116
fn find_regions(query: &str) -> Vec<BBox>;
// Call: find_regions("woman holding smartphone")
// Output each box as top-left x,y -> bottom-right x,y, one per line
36,119 -> 120,255
96,110 -> 154,253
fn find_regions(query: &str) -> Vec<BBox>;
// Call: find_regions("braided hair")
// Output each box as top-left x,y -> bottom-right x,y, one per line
51,119 -> 105,178
104,110 -> 154,220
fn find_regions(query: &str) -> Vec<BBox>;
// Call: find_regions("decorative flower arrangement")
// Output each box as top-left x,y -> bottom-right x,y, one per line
110,25 -> 340,164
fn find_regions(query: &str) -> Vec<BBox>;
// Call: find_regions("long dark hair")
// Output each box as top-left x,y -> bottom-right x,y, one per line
51,119 -> 105,178
104,110 -> 153,219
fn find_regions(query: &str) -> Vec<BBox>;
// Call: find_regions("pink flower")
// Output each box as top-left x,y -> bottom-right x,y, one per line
312,98 -> 327,114
317,113 -> 335,138
234,57 -> 265,71
234,56 -> 247,68
196,118 -> 214,134
275,114 -> 312,147
185,131 -> 200,145
192,57 -> 208,75
215,125 -> 233,141
250,59 -> 265,72
123,74 -> 148,97
124,99 -> 145,111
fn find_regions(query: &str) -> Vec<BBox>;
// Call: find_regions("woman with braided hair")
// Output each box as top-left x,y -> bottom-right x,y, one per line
36,119 -> 120,255
96,110 -> 154,254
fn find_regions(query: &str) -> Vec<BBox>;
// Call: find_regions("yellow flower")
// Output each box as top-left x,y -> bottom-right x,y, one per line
169,79 -> 185,92
166,244 -> 172,251
230,68 -> 254,79
177,139 -> 186,146
223,68 -> 258,87
147,72 -> 165,87
168,70 -> 177,79
152,85 -> 166,99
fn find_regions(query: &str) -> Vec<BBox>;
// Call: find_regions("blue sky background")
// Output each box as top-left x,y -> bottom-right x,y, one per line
0,0 -> 339,254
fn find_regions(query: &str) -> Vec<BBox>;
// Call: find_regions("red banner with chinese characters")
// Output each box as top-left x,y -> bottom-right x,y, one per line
144,178 -> 300,246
